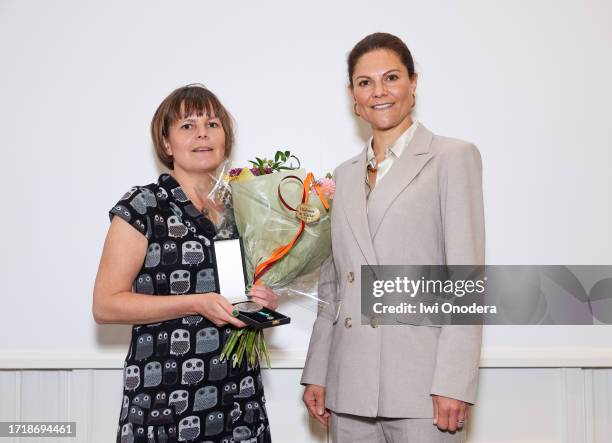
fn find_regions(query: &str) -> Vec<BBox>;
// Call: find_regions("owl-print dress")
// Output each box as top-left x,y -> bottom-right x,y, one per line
109,173 -> 271,443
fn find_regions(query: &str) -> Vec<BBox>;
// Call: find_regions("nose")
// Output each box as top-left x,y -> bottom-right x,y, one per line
196,124 -> 208,139
373,79 -> 387,98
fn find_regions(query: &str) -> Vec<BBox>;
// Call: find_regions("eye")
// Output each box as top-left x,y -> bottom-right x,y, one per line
358,79 -> 370,87
172,362 -> 177,368
181,123 -> 193,130
196,361 -> 203,367
163,408 -> 171,416
216,413 -> 222,419
224,386 -> 229,391
151,410 -> 159,417
386,73 -> 399,81
165,362 -> 171,369
208,121 -> 219,128
146,336 -> 152,342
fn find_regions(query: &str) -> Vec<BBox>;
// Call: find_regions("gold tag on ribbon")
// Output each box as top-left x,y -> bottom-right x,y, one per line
296,203 -> 320,223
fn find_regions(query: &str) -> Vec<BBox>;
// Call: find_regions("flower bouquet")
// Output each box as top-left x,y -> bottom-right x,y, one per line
214,150 -> 335,368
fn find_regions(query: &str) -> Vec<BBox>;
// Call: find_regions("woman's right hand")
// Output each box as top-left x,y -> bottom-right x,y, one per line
194,293 -> 247,328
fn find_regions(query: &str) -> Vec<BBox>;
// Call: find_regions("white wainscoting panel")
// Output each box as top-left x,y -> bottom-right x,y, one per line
0,367 -> 610,442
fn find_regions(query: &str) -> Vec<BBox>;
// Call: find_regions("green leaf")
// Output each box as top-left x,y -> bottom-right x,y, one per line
275,151 -> 281,162
261,331 -> 271,369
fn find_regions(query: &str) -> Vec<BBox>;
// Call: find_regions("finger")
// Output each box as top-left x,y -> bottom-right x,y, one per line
304,397 -> 322,423
448,407 -> 458,432
436,404 -> 449,431
248,286 -> 272,300
217,306 -> 246,328
249,295 -> 272,309
432,396 -> 439,425
314,391 -> 326,416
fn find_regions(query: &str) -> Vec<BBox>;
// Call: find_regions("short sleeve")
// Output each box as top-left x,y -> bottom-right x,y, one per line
108,185 -> 157,240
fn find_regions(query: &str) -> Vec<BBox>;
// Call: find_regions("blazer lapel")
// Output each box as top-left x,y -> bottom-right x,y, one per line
367,123 -> 434,239
341,149 -> 379,266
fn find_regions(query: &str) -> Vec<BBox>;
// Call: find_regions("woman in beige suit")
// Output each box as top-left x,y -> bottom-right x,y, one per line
301,33 -> 485,442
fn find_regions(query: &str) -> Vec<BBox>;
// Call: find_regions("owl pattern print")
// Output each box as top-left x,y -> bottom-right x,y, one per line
109,174 -> 271,443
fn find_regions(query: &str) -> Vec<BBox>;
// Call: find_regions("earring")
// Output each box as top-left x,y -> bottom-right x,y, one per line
353,102 -> 361,117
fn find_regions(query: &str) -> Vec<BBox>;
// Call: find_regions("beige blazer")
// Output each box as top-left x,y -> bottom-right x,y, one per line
300,122 -> 485,418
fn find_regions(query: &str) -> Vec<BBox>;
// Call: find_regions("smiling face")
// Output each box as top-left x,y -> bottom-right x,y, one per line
163,105 -> 226,174
350,48 -> 417,132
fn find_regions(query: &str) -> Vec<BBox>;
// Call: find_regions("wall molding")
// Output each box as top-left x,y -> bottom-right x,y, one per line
1,347 -> 611,369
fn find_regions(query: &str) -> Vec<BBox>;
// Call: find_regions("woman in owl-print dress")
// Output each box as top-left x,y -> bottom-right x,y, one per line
93,84 -> 277,443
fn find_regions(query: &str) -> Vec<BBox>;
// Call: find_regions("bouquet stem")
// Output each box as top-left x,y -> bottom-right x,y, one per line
221,327 -> 271,369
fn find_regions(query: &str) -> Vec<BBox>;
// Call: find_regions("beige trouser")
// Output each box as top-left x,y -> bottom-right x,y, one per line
330,412 -> 467,443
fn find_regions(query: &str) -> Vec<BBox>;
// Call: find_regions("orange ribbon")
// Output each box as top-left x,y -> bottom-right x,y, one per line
253,172 -> 329,284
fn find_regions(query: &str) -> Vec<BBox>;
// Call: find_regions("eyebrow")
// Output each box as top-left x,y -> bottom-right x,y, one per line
354,69 -> 402,80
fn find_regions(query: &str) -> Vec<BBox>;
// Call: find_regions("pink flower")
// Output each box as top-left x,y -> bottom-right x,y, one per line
229,167 -> 244,177
311,178 -> 335,199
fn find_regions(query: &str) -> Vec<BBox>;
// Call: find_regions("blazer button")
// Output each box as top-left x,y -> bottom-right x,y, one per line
344,317 -> 352,328
370,316 -> 379,328
347,272 -> 355,283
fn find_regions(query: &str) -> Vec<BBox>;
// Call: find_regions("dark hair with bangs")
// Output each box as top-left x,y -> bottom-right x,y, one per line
347,33 -> 416,87
151,84 -> 234,169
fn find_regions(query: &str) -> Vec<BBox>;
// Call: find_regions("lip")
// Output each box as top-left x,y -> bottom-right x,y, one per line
192,147 -> 213,152
371,103 -> 395,110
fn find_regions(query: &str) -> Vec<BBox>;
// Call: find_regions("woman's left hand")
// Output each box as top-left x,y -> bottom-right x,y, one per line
248,283 -> 279,311
432,395 -> 470,432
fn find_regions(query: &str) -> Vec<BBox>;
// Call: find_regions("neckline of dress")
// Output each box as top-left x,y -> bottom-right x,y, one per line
157,173 -> 217,239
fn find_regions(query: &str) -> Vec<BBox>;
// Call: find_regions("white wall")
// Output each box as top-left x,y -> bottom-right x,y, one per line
1,0 -> 611,441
